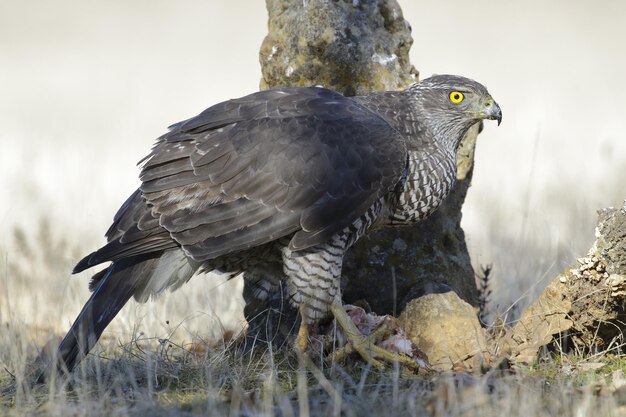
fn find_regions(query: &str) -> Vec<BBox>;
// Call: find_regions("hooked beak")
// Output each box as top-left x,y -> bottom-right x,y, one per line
485,100 -> 502,126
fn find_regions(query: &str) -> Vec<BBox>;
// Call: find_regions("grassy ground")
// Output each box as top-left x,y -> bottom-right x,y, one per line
1,332 -> 625,417
1,222 -> 626,416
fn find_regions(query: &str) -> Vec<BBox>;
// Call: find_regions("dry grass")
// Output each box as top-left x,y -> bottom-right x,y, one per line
1,332 -> 625,416
1,221 -> 626,417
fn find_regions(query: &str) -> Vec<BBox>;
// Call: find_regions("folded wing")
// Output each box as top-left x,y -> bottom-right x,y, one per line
76,86 -> 407,271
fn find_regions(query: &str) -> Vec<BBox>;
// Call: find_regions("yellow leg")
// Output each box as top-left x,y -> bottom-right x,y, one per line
295,315 -> 309,352
327,302 -> 420,370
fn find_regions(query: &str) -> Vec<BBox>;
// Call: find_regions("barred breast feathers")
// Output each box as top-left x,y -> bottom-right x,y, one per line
387,147 -> 456,226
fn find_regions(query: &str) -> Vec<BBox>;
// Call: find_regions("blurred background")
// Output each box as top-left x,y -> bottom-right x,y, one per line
1,0 -> 625,343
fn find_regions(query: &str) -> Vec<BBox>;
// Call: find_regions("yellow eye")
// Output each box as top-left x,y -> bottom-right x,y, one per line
449,91 -> 464,103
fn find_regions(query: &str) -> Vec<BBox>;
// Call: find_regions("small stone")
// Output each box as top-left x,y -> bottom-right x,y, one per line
399,291 -> 488,371
559,276 -> 567,283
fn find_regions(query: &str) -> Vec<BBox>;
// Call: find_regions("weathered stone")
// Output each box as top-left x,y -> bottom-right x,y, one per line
245,0 -> 482,348
260,0 -> 417,95
499,200 -> 626,364
594,203 -> 626,276
498,276 -> 573,365
399,291 -> 489,372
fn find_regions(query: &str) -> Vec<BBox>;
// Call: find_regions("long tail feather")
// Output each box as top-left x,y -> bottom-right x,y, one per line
51,253 -> 162,375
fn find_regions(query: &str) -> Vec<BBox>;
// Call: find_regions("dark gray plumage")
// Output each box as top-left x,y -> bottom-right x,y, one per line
51,75 -> 501,373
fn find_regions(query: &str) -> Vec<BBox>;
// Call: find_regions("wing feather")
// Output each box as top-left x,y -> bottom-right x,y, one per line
76,86 -> 408,272
138,86 -> 407,260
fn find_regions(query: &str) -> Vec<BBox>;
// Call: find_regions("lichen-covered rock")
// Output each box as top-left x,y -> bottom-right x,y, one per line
498,200 -> 626,364
560,202 -> 626,353
260,0 -> 417,95
498,276 -> 573,365
399,291 -> 489,371
244,0 -> 481,348
594,202 -> 626,275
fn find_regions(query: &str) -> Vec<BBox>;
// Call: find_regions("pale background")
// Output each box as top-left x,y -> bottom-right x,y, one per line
1,1 -> 625,343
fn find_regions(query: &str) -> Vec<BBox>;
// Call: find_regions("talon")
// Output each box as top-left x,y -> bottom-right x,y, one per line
295,320 -> 309,352
326,302 -> 421,370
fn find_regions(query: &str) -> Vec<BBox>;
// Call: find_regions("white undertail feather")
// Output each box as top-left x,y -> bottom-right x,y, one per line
134,249 -> 200,302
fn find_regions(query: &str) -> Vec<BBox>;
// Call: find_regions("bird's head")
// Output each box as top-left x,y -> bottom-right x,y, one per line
408,74 -> 501,149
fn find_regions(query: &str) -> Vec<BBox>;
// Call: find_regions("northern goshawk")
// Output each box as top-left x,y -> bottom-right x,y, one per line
50,74 -> 501,373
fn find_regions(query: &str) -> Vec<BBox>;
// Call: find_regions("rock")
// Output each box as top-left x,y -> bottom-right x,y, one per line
594,202 -> 626,275
498,276 -> 573,365
559,202 -> 626,353
399,291 -> 489,371
245,0 -> 483,348
260,0 -> 417,95
499,200 -> 626,364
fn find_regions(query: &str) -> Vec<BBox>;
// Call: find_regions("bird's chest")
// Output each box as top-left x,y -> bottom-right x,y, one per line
387,149 -> 456,225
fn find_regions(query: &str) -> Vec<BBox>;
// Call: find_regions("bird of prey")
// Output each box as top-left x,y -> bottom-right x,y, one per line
49,74 -> 501,373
